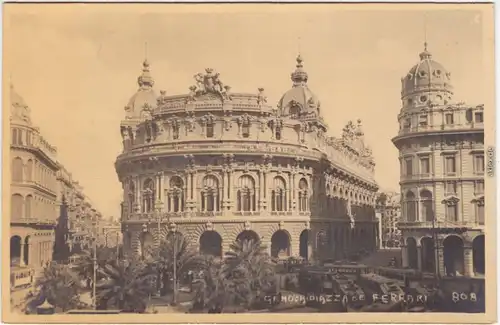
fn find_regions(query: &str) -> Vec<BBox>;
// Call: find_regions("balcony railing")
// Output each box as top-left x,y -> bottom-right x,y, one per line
398,122 -> 484,137
397,220 -> 484,228
11,218 -> 56,226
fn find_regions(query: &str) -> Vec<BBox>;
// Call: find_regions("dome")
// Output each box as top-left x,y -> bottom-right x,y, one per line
10,83 -> 32,125
278,55 -> 321,117
124,60 -> 157,120
401,43 -> 454,108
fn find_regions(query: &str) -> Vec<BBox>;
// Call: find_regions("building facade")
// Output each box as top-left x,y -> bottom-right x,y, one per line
376,191 -> 402,248
392,44 -> 485,277
116,56 -> 379,261
9,84 -> 102,291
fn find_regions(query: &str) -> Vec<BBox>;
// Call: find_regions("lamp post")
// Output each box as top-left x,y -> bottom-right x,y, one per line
92,237 -> 97,310
171,223 -> 178,306
154,202 -> 163,297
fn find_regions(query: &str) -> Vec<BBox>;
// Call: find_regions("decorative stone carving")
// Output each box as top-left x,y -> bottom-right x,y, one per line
442,196 -> 460,206
244,221 -> 251,231
257,88 -> 267,105
206,221 -> 214,231
191,68 -> 230,102
223,114 -> 233,131
184,113 -> 196,133
279,221 -> 285,230
304,221 -> 310,230
186,86 -> 197,104
157,90 -> 168,106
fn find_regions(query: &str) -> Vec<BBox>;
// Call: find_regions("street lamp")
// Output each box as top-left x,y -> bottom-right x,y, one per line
170,223 -> 178,306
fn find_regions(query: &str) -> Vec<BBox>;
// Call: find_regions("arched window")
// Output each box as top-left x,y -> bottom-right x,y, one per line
127,180 -> 135,212
405,191 -> 416,222
420,190 -> 433,221
444,198 -> 459,222
25,195 -> 33,219
142,178 -> 155,213
271,176 -> 287,212
237,175 -> 256,212
12,157 -> 23,182
11,194 -> 24,220
201,175 -> 219,212
298,178 -> 309,212
26,160 -> 33,182
168,176 -> 185,212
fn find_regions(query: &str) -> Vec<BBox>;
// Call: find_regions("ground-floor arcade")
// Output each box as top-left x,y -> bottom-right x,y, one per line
401,230 -> 485,277
10,226 -> 55,269
122,219 -> 379,261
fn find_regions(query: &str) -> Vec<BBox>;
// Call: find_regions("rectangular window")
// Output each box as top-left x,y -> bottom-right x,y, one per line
420,157 -> 430,175
474,112 -> 484,123
445,156 -> 456,174
206,123 -> 214,138
445,113 -> 454,125
242,124 -> 250,138
474,155 -> 485,173
477,205 -> 485,224
445,182 -> 457,195
419,115 -> 428,126
405,159 -> 413,176
446,204 -> 458,221
172,125 -> 179,140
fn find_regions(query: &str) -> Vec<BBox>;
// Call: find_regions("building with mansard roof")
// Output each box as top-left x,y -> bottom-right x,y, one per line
116,55 -> 379,261
9,84 -> 102,294
392,44 -> 485,277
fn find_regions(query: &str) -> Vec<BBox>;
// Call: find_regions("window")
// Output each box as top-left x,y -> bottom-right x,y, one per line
420,157 -> 430,175
172,124 -> 179,140
405,158 -> 413,176
206,123 -> 214,138
142,178 -> 155,213
445,181 -> 457,195
26,131 -> 32,146
12,129 -> 18,145
405,191 -> 416,222
271,176 -> 287,212
237,175 -> 256,212
445,156 -> 456,174
445,113 -> 454,125
298,178 -> 309,212
477,201 -> 485,225
419,115 -> 428,126
201,175 -> 219,212
474,155 -> 485,174
168,176 -> 185,213
403,118 -> 411,129
12,158 -> 23,182
420,190 -> 433,221
474,112 -> 483,123
475,181 -> 484,194
420,95 -> 428,103
275,127 -> 282,140
242,124 -> 250,138
445,203 -> 458,222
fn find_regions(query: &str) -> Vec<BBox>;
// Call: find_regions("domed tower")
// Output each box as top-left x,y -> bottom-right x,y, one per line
392,44 -> 485,277
115,55 -> 379,262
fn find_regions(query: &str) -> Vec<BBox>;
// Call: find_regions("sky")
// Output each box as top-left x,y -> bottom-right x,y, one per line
5,4 -> 492,219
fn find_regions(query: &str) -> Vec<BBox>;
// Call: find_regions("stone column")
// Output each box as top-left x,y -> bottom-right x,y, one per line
291,236 -> 300,257
135,175 -> 141,212
401,245 -> 408,267
464,245 -> 474,277
19,243 -> 25,266
436,244 -> 445,276
291,172 -> 296,211
417,245 -> 422,271
221,172 -> 225,209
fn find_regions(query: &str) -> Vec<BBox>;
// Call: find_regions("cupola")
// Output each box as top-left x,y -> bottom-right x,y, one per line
124,59 -> 157,120
401,43 -> 454,109
277,55 -> 321,118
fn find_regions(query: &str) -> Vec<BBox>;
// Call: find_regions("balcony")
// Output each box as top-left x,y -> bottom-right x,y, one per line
10,218 -> 56,227
397,220 -> 482,229
396,122 -> 484,139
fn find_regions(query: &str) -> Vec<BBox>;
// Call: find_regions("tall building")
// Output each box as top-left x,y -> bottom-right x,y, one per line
392,44 -> 485,277
376,191 -> 402,248
9,84 -> 102,291
116,56 -> 379,261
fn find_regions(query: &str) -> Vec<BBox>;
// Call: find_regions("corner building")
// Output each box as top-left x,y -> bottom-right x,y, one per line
116,56 -> 379,261
392,45 -> 485,277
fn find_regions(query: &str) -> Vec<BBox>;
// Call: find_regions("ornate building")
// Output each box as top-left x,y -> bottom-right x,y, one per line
116,56 -> 379,261
392,44 -> 485,277
9,84 -> 102,291
376,191 -> 402,248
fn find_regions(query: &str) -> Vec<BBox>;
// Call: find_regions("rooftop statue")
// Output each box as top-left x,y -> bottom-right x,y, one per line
192,68 -> 231,102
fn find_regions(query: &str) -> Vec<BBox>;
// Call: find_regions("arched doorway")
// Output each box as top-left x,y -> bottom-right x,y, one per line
420,237 -> 435,273
299,230 -> 309,259
270,230 -> 290,258
10,236 -> 21,266
24,236 -> 30,266
443,235 -> 464,276
236,230 -> 259,244
472,235 -> 485,275
406,237 -> 418,269
199,231 -> 223,257
140,232 -> 154,258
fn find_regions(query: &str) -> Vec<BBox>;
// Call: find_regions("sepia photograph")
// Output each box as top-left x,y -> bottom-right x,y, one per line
2,3 -> 496,324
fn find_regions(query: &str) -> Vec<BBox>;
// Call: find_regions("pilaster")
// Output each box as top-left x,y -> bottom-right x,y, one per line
464,245 -> 474,277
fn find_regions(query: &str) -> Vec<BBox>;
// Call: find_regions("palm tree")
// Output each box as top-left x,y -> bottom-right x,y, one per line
154,235 -> 205,295
26,262 -> 83,313
72,246 -> 118,289
223,239 -> 277,309
192,255 -> 250,313
96,259 -> 155,312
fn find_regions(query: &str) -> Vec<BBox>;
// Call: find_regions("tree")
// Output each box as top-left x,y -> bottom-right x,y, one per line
154,234 -> 205,295
25,262 -> 83,313
96,259 -> 155,312
52,196 -> 71,262
72,246 -> 118,289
